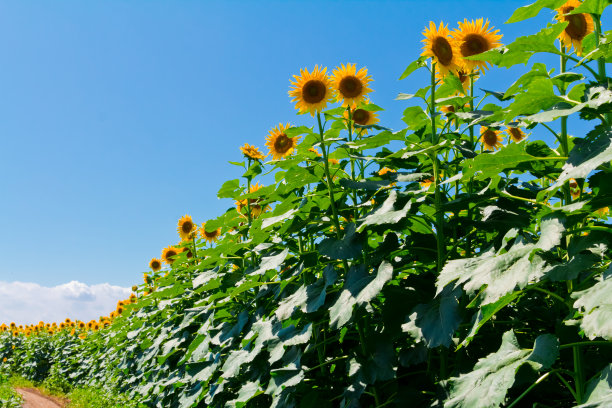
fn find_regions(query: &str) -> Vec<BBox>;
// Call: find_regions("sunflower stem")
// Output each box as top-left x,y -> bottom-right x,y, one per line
346,107 -> 359,220
592,14 -> 610,124
429,64 -> 445,274
317,113 -> 350,273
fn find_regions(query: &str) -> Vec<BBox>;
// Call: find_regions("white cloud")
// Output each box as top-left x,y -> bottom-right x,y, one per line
0,280 -> 131,325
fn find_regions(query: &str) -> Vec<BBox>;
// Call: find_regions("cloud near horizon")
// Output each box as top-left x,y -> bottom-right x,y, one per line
0,280 -> 131,325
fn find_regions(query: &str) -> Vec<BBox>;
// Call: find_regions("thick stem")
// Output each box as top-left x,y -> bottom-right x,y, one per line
317,113 -> 344,240
429,65 -> 445,272
347,107 -> 359,220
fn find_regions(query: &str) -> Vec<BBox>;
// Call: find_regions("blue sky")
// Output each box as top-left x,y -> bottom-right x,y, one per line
0,0 -> 600,301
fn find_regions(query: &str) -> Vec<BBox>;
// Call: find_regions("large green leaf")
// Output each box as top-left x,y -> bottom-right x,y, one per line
318,223 -> 363,260
575,364 -> 612,408
402,286 -> 462,348
329,262 -> 393,329
547,127 -> 612,194
572,275 -> 612,340
437,217 -> 565,305
572,0 -> 612,15
276,265 -> 337,320
505,77 -> 566,121
506,0 -> 566,23
357,191 -> 411,232
444,331 -> 559,408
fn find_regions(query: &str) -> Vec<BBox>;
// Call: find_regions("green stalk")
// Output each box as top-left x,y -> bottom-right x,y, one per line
507,371 -> 554,408
465,72 -> 475,257
346,107 -> 359,220
592,14 -> 610,124
317,113 -> 344,240
429,64 -> 445,273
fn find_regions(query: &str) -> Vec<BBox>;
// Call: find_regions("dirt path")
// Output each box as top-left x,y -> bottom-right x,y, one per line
15,388 -> 63,408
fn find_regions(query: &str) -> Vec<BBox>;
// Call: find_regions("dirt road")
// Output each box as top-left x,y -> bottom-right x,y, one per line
15,388 -> 63,408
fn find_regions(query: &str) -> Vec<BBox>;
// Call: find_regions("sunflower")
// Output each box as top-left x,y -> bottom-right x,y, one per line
289,65 -> 334,115
331,63 -> 373,106
240,144 -> 266,161
200,222 -> 222,243
344,99 -> 380,135
377,167 -> 396,176
595,207 -> 609,218
236,183 -> 267,218
480,127 -> 504,151
177,215 -> 197,241
555,0 -> 594,55
436,69 -> 478,95
422,21 -> 462,77
505,126 -> 526,143
569,178 -> 581,200
266,123 -> 300,160
181,246 -> 193,258
149,258 -> 162,272
161,245 -> 179,266
452,19 -> 503,72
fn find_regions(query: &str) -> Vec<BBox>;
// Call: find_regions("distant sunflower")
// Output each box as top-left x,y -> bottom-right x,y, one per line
505,126 -> 526,143
480,127 -> 503,151
289,65 -> 334,115
331,63 -> 373,106
236,183 -> 266,218
452,19 -> 503,72
377,167 -> 396,176
240,144 -> 266,161
569,178 -> 581,200
161,246 -> 179,266
344,100 -> 379,134
436,69 -> 478,95
555,0 -> 594,55
200,222 -> 222,243
422,21 -> 462,77
181,246 -> 193,258
149,258 -> 162,272
177,215 -> 196,241
265,123 -> 300,160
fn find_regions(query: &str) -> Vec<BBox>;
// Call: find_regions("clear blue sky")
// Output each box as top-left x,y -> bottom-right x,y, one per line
0,0 -> 599,288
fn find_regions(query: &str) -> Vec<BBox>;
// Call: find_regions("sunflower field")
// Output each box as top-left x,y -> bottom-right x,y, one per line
2,1 -> 612,407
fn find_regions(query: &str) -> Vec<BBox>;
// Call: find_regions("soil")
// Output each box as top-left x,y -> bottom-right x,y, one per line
15,388 -> 65,408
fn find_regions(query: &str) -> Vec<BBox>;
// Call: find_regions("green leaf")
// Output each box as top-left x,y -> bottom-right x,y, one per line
460,291 -> 522,348
572,275 -> 612,340
572,0 -> 612,15
506,0 -> 567,23
443,331 -> 559,408
462,141 -> 556,181
228,381 -> 263,408
318,223 -> 363,260
399,57 -> 427,80
251,248 -> 289,275
505,63 -> 550,99
437,217 -> 565,305
276,265 -> 337,320
505,77 -> 566,121
261,208 -> 298,229
329,261 -> 394,329
402,286 -> 462,348
575,364 -> 612,408
357,191 -> 411,232
547,127 -> 612,193
217,179 -> 241,199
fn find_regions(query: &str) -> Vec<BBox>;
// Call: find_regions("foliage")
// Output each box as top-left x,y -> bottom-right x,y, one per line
2,1 -> 612,407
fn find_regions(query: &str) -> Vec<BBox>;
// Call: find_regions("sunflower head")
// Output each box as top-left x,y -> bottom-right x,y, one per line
289,65 -> 334,116
555,0 -> 594,56
343,99 -> 380,135
266,123 -> 300,160
240,144 -> 266,161
149,258 -> 162,272
177,215 -> 197,241
569,178 -> 581,200
480,127 -> 504,151
331,63 -> 373,106
161,245 -> 179,266
505,126 -> 526,143
236,183 -> 267,218
200,222 -> 222,243
422,21 -> 462,77
453,19 -> 503,72
181,245 -> 193,258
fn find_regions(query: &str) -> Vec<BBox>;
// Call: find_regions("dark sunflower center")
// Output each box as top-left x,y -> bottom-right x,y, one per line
432,36 -> 454,66
445,105 -> 456,113
181,221 -> 193,234
339,76 -> 363,98
483,130 -> 498,146
152,261 -> 160,269
274,134 -> 292,153
302,80 -> 326,103
564,7 -> 588,40
461,34 -> 489,57
569,180 -> 578,189
509,128 -> 523,141
353,109 -> 370,125
167,250 -> 177,259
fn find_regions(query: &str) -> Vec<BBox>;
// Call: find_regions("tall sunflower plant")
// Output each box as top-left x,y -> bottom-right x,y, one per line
3,1 -> 612,407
